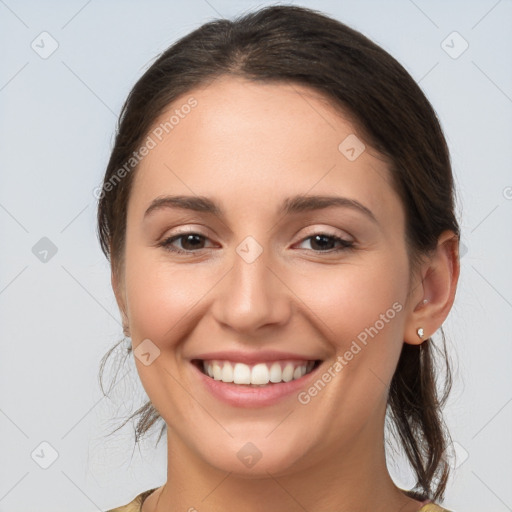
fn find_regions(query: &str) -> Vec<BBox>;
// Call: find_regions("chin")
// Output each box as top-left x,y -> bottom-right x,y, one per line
195,433 -> 312,477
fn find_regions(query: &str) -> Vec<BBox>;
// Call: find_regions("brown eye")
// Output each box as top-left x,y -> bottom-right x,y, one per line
160,233 -> 211,254
298,233 -> 354,252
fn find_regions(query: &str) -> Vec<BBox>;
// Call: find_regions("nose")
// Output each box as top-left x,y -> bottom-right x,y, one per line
211,241 -> 292,334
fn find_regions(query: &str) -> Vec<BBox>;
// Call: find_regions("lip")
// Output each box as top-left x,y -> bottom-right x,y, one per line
191,350 -> 319,364
190,357 -> 323,408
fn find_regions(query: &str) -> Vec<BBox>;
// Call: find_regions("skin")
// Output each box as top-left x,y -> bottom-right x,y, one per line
112,75 -> 460,512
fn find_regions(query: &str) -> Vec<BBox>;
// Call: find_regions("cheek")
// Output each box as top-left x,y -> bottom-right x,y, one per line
291,253 -> 409,377
123,248 -> 205,345
125,244 -> 409,349
302,259 -> 406,332
122,250 -> 212,420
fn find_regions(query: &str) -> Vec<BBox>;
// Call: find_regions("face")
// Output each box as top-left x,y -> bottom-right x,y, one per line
115,75 -> 418,476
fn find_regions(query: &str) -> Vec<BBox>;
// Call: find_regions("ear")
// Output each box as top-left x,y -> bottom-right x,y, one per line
111,267 -> 130,337
404,230 -> 460,345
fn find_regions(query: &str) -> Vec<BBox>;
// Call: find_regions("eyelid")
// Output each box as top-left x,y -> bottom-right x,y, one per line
159,225 -> 213,240
298,225 -> 354,242
159,228 -> 215,246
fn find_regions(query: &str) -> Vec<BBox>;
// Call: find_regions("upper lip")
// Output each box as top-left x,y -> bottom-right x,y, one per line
190,350 -> 321,364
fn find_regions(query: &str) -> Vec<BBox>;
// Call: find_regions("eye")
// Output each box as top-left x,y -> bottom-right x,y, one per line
159,232 -> 214,254
296,233 -> 354,253
158,231 -> 355,255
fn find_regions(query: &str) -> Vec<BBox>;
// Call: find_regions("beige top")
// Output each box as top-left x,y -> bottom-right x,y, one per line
105,487 -> 454,511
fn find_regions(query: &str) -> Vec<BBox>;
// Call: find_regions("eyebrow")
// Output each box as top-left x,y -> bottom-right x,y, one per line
143,194 -> 377,224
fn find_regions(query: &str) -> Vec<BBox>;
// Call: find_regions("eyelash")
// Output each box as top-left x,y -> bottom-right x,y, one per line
158,231 -> 355,255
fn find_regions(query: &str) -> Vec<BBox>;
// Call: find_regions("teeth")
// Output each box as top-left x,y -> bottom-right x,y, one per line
201,360 -> 316,385
233,363 -> 251,384
269,362 -> 282,383
222,362 -> 234,382
251,363 -> 270,385
282,363 -> 294,382
212,361 -> 222,380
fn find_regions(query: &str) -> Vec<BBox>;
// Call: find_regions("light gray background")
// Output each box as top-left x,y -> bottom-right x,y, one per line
1,1 -> 511,511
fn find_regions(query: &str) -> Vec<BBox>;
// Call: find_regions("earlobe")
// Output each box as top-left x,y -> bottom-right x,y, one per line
405,323 -> 428,346
404,230 -> 460,346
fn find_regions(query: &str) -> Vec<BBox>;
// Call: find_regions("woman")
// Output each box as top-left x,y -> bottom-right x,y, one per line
97,5 -> 460,511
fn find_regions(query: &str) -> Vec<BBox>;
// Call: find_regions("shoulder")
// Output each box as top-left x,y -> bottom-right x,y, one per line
103,489 -> 455,512
418,504 -> 454,512
399,488 -> 455,512
105,487 -> 159,512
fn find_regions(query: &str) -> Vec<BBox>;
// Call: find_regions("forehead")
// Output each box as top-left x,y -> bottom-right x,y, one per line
129,76 -> 401,225
144,75 -> 362,162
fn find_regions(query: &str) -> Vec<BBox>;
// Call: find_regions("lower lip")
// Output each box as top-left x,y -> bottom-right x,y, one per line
191,362 -> 321,408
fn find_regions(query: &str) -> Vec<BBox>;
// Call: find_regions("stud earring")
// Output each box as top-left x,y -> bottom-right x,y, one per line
417,327 -> 424,339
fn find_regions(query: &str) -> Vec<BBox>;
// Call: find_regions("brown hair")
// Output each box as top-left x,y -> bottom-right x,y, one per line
97,4 -> 459,503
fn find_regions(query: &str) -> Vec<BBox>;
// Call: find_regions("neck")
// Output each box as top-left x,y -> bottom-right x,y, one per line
146,407 -> 424,512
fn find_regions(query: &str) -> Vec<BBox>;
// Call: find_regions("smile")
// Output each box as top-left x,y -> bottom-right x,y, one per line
194,359 -> 321,386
